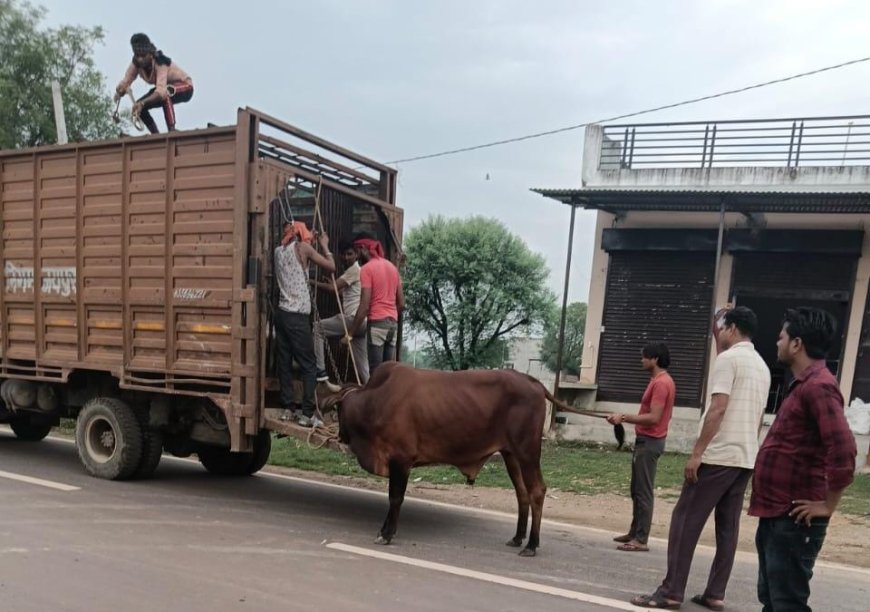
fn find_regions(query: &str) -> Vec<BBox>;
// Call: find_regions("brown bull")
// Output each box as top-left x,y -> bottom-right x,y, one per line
322,362 -> 623,557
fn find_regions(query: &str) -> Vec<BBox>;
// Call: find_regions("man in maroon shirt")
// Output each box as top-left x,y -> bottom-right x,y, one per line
607,343 -> 676,553
751,307 -> 856,611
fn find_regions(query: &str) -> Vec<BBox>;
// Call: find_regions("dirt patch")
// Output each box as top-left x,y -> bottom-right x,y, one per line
264,465 -> 870,569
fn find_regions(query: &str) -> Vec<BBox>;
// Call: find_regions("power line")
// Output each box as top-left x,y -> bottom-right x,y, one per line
387,55 -> 870,165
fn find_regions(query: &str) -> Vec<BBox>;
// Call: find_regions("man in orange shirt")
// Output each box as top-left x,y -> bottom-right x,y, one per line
607,343 -> 676,553
346,233 -> 404,377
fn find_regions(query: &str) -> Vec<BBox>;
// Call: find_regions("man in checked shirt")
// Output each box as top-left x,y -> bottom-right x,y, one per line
750,307 -> 857,611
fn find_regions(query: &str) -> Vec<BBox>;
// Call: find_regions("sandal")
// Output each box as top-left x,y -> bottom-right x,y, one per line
630,593 -> 681,609
690,595 -> 724,611
617,541 -> 650,552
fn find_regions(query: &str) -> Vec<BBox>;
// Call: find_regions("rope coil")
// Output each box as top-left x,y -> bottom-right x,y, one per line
113,89 -> 145,132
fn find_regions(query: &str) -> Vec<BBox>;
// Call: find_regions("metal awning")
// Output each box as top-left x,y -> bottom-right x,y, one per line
532,188 -> 870,214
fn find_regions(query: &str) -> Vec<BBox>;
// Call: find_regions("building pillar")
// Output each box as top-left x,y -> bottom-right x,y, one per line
840,230 -> 870,400
702,251 -> 734,407
580,210 -> 614,383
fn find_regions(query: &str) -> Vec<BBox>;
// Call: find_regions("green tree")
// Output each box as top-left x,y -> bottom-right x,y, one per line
540,301 -> 587,375
404,215 -> 555,370
0,0 -> 119,149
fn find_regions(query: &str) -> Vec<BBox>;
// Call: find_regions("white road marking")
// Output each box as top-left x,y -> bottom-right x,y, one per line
327,542 -> 639,610
27,432 -> 870,577
0,469 -> 80,492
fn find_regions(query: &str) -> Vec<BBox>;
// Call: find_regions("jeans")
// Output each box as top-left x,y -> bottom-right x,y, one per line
314,313 -> 369,383
274,309 -> 316,415
367,318 -> 397,376
628,435 -> 666,544
756,515 -> 829,611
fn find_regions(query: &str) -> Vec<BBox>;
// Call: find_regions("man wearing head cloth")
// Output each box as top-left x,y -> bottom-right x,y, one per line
345,233 -> 404,376
115,33 -> 194,133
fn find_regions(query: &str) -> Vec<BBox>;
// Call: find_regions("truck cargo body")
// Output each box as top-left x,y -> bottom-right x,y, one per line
0,108 -> 402,477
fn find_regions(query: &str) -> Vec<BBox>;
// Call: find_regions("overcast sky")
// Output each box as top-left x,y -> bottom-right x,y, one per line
42,0 -> 870,301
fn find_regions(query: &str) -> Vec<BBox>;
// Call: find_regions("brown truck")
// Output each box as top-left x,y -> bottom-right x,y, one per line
0,107 -> 403,479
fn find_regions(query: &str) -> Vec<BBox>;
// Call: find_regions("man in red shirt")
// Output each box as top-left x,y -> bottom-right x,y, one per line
346,233 -> 404,377
607,343 -> 676,553
751,307 -> 856,611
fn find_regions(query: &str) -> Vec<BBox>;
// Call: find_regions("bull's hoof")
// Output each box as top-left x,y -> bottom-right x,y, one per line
506,537 -> 524,548
374,535 -> 392,545
518,547 -> 537,557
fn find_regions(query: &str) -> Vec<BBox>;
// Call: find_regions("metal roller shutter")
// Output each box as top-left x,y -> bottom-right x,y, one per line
597,251 -> 715,407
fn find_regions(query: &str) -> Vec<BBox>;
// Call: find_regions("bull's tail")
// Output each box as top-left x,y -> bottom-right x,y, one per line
525,375 -> 625,449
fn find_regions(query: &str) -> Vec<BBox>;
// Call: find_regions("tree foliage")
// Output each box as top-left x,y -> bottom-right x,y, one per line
540,301 -> 587,375
404,216 -> 554,370
0,0 -> 120,149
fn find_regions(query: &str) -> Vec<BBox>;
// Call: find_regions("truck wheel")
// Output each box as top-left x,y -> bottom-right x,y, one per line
76,398 -> 143,480
133,427 -> 164,479
198,430 -> 272,476
247,430 -> 272,475
9,419 -> 53,441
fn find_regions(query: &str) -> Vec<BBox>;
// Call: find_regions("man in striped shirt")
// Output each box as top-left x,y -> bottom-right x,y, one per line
751,307 -> 856,611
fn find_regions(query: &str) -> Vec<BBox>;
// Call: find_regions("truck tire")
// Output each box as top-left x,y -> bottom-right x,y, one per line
133,427 -> 164,480
247,430 -> 272,475
76,397 -> 143,480
198,430 -> 272,476
9,419 -> 53,441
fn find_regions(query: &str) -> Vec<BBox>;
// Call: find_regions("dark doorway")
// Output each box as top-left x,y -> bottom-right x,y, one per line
735,296 -> 849,413
730,250 -> 857,413
851,282 -> 870,402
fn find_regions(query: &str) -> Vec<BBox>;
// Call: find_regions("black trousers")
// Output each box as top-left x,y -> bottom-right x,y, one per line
137,82 -> 194,133
274,310 -> 316,416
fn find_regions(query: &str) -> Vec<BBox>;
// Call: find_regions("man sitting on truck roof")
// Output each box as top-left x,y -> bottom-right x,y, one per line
114,33 -> 194,134
274,222 -> 335,427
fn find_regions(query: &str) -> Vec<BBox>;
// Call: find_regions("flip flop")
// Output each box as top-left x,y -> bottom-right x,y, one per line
613,533 -> 634,543
690,595 -> 724,611
617,542 -> 650,552
630,593 -> 681,609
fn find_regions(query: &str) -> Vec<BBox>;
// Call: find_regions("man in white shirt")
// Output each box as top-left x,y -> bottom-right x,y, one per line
313,242 -> 369,384
631,306 -> 771,610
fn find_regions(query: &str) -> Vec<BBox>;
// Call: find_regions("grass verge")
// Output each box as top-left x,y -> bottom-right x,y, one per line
269,437 -> 869,516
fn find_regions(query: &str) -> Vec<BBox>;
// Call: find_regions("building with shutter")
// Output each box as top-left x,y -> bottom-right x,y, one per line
535,115 -> 870,461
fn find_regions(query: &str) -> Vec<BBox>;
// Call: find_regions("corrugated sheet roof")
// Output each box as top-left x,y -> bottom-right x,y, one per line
531,187 -> 870,213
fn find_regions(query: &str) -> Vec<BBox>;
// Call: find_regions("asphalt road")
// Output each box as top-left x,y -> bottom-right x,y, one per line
0,431 -> 867,611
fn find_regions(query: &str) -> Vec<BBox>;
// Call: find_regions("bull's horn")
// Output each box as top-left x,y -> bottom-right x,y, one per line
322,381 -> 342,393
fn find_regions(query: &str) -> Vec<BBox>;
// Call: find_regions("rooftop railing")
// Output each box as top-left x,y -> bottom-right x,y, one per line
600,115 -> 870,170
